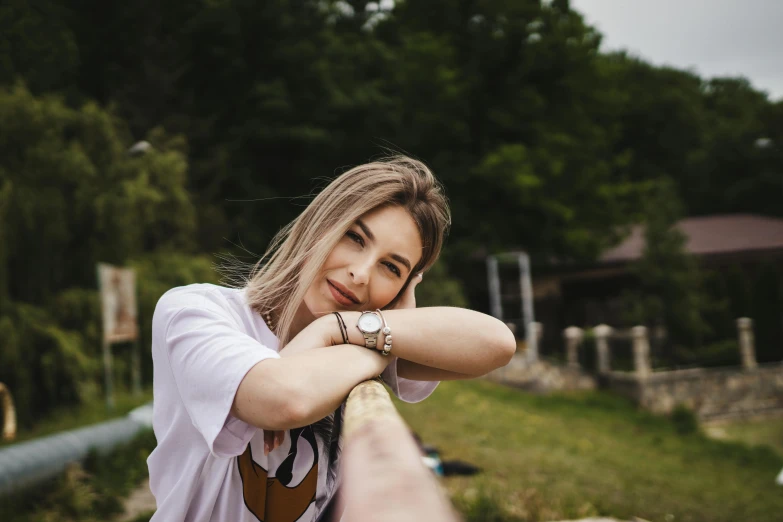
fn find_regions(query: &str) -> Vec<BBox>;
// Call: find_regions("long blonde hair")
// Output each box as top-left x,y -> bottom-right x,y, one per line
244,155 -> 450,345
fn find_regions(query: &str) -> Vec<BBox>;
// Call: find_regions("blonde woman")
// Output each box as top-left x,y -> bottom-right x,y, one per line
147,156 -> 515,522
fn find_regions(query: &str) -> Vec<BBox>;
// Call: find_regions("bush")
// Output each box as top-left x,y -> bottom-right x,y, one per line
0,303 -> 97,427
671,404 -> 699,435
416,259 -> 468,308
0,84 -> 201,420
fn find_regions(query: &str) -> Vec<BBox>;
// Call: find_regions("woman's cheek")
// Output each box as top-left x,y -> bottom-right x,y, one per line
384,282 -> 405,308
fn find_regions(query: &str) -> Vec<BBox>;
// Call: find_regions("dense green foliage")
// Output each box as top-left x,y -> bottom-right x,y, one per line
0,0 -> 781,420
0,84 -> 209,425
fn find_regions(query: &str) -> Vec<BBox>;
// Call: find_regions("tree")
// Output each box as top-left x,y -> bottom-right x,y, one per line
621,180 -> 715,358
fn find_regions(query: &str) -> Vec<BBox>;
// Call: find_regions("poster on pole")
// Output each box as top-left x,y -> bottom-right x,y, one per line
97,263 -> 141,407
97,263 -> 139,343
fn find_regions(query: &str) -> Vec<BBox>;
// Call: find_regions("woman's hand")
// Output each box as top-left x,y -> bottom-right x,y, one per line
264,428 -> 285,455
265,315 -> 341,452
391,273 -> 423,310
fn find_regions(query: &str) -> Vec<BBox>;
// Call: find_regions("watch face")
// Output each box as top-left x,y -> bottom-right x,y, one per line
358,312 -> 382,333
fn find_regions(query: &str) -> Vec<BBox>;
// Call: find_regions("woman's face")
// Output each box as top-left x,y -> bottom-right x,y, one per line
302,205 -> 423,318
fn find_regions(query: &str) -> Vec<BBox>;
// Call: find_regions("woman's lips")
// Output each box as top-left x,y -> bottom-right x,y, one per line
327,280 -> 358,306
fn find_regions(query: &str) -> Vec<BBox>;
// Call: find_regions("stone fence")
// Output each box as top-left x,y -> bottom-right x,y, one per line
557,318 -> 758,376
497,317 -> 783,419
604,362 -> 783,419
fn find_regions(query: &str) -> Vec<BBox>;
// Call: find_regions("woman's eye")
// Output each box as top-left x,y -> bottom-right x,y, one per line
346,231 -> 364,246
383,262 -> 401,277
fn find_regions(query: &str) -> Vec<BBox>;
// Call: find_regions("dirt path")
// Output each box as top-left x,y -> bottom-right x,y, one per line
117,478 -> 156,521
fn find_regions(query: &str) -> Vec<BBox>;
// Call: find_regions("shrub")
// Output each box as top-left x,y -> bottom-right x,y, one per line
671,404 -> 699,435
415,259 -> 468,308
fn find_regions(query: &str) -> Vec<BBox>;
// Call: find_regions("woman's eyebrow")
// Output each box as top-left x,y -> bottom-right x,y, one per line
390,254 -> 412,271
356,219 -> 375,242
356,219 -> 412,271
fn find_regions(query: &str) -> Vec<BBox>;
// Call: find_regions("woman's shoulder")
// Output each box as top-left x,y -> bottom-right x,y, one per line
154,283 -> 246,323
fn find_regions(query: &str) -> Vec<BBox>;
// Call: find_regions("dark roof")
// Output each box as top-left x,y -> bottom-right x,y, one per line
600,214 -> 783,263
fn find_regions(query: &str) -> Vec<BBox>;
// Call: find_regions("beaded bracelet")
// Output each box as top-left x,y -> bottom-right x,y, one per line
375,308 -> 392,356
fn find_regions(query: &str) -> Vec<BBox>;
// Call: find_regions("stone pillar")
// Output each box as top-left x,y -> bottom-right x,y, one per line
532,321 -> 543,347
593,324 -> 613,374
737,317 -> 758,370
631,325 -> 651,378
563,326 -> 584,369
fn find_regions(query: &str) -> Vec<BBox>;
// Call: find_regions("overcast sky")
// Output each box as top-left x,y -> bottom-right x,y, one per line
571,0 -> 783,101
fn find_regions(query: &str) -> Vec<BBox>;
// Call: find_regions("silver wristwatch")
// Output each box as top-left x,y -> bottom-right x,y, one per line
356,311 -> 383,349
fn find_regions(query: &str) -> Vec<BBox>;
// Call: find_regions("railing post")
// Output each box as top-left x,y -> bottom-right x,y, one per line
338,379 -> 458,521
737,317 -> 758,370
532,321 -> 543,350
632,326 -> 651,378
0,382 -> 16,441
563,326 -> 584,369
593,324 -> 613,374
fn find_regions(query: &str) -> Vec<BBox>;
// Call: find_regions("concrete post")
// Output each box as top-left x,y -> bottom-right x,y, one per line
532,322 -> 543,350
631,325 -> 651,378
737,317 -> 758,370
563,326 -> 584,369
593,324 -> 613,374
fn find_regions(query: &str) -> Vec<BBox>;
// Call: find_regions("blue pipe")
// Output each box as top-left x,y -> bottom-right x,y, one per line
0,403 -> 153,496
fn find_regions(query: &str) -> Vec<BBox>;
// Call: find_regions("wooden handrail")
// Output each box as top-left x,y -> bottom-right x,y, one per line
0,382 -> 16,441
336,379 -> 458,522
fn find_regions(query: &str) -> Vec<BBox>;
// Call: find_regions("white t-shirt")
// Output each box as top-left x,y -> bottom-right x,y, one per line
147,283 -> 438,522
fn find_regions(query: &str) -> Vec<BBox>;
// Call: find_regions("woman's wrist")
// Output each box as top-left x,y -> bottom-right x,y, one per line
340,311 -> 364,347
317,311 -> 360,347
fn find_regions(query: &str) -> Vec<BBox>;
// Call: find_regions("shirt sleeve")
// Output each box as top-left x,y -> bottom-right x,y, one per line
380,356 -> 439,403
158,289 -> 279,458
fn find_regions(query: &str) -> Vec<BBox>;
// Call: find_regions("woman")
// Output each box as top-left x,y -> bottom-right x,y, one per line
147,156 -> 515,522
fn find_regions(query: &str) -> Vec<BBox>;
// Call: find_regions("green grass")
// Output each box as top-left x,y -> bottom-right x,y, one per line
2,388 -> 153,446
393,379 -> 783,522
705,416 -> 783,456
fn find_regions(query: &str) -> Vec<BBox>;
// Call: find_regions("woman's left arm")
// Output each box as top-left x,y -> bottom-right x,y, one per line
382,273 -> 514,381
396,359 -> 473,381
339,306 -> 515,378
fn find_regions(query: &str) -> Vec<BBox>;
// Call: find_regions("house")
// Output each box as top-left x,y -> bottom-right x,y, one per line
532,214 -> 783,362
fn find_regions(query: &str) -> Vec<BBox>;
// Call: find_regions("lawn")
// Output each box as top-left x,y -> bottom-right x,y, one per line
394,379 -> 783,522
704,416 -> 783,456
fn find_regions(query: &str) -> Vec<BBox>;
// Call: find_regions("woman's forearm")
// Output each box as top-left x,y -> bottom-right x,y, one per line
233,343 -> 389,430
233,308 -> 513,429
340,307 -> 515,377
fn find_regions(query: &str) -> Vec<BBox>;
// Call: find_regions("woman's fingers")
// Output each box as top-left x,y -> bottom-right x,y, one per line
264,430 -> 274,455
263,430 -> 286,455
397,273 -> 423,309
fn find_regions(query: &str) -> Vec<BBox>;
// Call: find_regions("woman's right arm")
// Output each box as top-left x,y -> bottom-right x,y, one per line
231,317 -> 389,431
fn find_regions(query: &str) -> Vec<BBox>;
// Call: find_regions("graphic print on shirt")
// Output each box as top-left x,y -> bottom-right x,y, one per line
238,426 -> 318,522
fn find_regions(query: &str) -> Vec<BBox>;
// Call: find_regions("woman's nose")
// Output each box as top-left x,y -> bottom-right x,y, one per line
349,261 -> 371,285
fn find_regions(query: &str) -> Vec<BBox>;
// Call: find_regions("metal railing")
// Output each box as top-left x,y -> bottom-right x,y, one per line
0,403 -> 152,497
